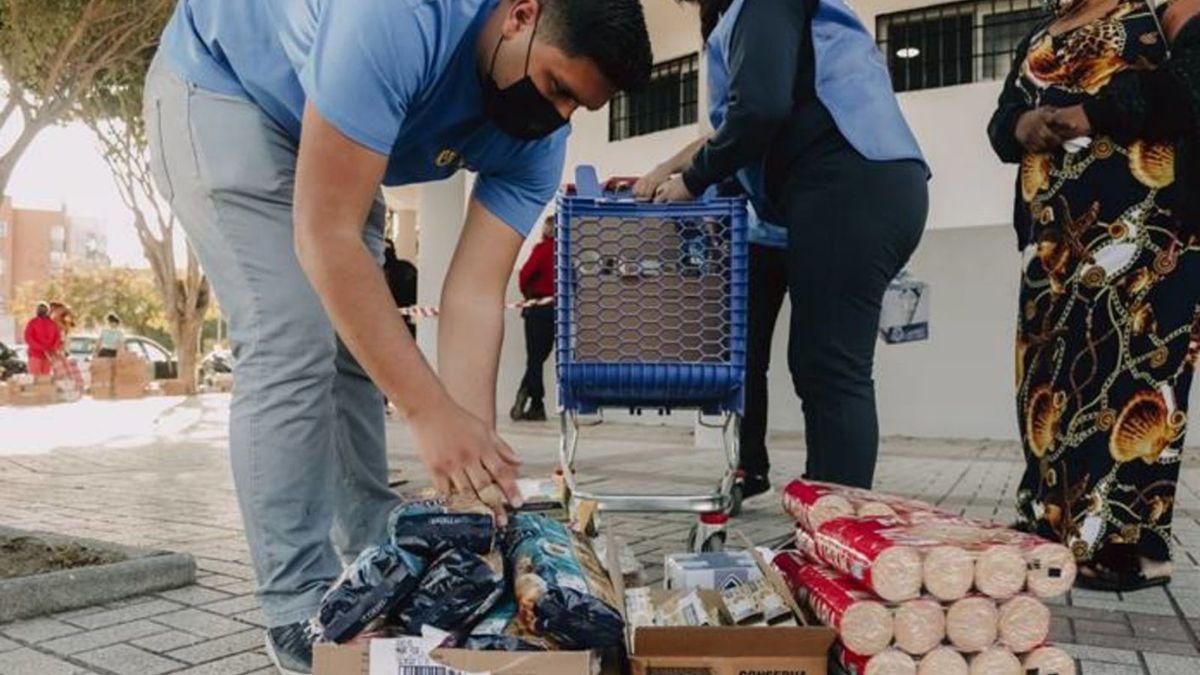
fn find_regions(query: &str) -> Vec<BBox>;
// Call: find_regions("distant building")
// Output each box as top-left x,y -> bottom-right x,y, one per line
0,195 -> 111,343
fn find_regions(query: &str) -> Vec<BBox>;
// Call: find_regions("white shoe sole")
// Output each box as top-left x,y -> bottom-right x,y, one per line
264,634 -> 310,675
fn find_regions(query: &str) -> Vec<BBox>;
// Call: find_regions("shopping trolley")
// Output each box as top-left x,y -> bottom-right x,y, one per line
554,165 -> 748,552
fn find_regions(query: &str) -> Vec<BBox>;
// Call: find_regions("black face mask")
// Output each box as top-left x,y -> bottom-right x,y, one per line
481,16 -> 568,140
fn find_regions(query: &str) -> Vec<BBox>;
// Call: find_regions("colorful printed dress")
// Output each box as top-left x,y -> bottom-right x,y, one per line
1003,1 -> 1200,566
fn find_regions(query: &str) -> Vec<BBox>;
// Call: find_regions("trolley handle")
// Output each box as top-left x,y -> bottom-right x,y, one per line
573,165 -> 718,203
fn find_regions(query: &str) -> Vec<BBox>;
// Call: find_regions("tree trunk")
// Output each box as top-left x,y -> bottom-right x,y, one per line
172,312 -> 202,391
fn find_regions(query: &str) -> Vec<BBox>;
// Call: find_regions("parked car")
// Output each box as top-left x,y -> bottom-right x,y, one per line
67,334 -> 179,385
0,340 -> 26,381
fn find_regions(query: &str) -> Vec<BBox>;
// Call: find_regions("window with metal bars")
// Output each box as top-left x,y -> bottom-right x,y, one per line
877,0 -> 1047,93
609,53 -> 699,141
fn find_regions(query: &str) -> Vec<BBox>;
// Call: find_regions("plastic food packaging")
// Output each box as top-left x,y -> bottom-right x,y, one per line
1021,646 -> 1075,675
969,646 -> 1021,675
386,496 -> 495,558
836,644 -> 918,675
809,517 -> 924,602
773,551 -> 893,656
397,549 -> 505,635
783,480 -> 940,532
505,513 -> 624,650
917,647 -> 969,675
996,594 -> 1050,652
458,595 -> 547,651
317,543 -> 425,643
945,596 -> 999,652
893,597 -> 945,655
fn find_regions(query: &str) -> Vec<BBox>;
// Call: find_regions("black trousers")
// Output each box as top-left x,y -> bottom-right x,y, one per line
740,244 -> 789,476
520,305 -> 555,402
776,153 -> 927,488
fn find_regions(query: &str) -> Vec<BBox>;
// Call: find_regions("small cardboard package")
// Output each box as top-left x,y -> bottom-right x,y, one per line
879,271 -> 930,344
663,550 -> 761,591
313,638 -> 599,675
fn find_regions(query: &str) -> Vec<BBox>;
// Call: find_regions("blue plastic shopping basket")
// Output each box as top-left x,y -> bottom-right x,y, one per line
553,166 -> 749,548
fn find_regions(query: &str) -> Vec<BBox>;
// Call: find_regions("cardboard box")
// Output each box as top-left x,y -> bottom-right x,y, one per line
313,640 -> 599,675
630,626 -> 834,675
160,379 -> 190,396
0,382 -> 9,405
664,551 -> 762,591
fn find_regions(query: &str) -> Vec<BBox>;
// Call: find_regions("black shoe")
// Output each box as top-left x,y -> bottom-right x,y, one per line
509,387 -> 529,421
265,619 -> 319,675
524,400 -> 547,422
741,473 -> 772,502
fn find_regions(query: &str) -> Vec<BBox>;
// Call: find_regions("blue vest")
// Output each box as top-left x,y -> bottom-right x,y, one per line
710,0 -> 927,171
707,17 -> 788,250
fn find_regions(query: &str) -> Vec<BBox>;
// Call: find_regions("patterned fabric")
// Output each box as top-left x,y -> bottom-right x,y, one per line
1012,0 -> 1200,564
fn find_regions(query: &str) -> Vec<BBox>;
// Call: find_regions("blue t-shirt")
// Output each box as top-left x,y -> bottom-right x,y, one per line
160,0 -> 567,236
706,4 -> 788,250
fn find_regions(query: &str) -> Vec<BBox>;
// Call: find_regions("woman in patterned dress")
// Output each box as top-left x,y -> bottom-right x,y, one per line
989,0 -> 1200,590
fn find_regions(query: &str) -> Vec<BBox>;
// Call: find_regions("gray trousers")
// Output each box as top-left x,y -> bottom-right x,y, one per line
144,56 -> 401,626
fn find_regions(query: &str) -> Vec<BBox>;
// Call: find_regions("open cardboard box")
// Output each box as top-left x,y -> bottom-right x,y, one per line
624,542 -> 836,675
314,528 -> 835,675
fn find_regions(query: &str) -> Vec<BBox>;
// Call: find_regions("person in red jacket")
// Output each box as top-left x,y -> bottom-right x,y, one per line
511,217 -> 556,421
23,302 -> 61,377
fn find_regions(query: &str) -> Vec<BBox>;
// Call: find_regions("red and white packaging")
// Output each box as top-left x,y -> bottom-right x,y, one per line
996,594 -> 1051,652
810,517 -> 926,602
945,596 -> 998,652
772,551 -> 894,655
1021,646 -> 1075,675
784,480 -> 939,533
837,645 -> 918,675
969,646 -> 1021,675
917,647 -> 969,675
893,598 -> 945,655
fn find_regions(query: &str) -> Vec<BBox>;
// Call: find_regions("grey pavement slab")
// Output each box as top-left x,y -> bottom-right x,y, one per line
5,396 -> 1200,674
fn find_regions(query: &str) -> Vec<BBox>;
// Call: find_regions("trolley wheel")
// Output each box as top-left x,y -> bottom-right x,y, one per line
686,523 -> 728,553
728,483 -> 744,518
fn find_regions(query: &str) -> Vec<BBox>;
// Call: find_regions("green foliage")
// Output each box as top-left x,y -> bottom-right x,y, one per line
12,266 -> 173,349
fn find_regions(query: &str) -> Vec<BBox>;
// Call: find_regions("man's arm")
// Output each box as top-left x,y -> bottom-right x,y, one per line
294,102 -> 520,517
438,198 -> 525,426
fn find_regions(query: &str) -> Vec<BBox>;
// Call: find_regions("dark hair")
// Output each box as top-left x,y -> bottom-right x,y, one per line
542,0 -> 653,91
106,313 -> 120,325
36,302 -> 50,318
682,0 -> 734,40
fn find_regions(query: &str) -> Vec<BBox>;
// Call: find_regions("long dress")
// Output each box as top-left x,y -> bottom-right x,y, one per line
1010,0 -> 1200,565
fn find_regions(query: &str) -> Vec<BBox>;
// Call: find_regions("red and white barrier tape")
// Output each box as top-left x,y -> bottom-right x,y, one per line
397,295 -> 553,320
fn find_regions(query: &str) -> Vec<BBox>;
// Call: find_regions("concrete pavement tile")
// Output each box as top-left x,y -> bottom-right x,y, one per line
63,599 -> 183,630
172,651 -> 271,675
153,608 -> 252,639
231,609 -> 267,628
0,648 -> 92,675
39,619 -> 167,655
1076,661 -> 1144,675
1128,614 -> 1192,641
130,629 -> 207,652
1075,619 -> 1132,636
201,595 -> 260,616
1143,653 -> 1200,675
1,618 -> 80,643
0,635 -> 19,652
1059,643 -> 1142,664
75,643 -> 180,675
158,586 -> 232,606
167,629 -> 261,664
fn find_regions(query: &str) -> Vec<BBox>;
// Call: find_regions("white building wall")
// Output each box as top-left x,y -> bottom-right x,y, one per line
420,0 -> 1200,441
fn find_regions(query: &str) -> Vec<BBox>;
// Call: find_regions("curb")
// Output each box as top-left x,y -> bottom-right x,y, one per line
0,526 -> 197,623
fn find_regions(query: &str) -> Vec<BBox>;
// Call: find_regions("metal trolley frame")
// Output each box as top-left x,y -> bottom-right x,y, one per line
554,166 -> 749,551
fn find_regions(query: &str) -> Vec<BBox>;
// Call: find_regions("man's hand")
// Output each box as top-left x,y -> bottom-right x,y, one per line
408,393 -> 521,524
653,175 -> 696,203
633,165 -> 671,200
1049,105 -> 1092,140
1015,107 -> 1065,153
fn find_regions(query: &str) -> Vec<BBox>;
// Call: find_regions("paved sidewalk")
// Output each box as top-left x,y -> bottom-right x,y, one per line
2,394 -> 1200,674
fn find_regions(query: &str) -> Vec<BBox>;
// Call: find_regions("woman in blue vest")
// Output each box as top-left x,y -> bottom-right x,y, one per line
638,0 -> 928,490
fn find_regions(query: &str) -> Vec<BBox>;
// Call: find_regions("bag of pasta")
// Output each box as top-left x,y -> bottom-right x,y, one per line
505,514 -> 624,650
386,494 -> 496,558
397,549 -> 505,635
316,543 -> 424,643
